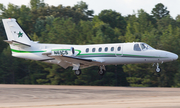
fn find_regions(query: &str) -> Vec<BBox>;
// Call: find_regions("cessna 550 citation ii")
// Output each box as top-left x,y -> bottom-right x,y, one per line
2,18 -> 178,76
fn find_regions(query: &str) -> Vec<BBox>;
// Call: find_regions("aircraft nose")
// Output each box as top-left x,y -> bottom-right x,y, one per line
169,52 -> 178,61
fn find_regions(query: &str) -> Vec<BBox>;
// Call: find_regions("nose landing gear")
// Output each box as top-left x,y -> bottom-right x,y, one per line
153,63 -> 161,72
156,63 -> 161,72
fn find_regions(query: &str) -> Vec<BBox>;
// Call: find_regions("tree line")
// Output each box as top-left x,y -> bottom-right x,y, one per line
0,0 -> 180,87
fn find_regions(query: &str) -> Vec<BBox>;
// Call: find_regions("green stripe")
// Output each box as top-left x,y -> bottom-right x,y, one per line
78,53 -> 166,58
11,49 -> 45,53
52,49 -> 71,51
75,49 -> 81,55
122,54 -> 162,58
79,53 -> 115,56
78,53 -> 117,57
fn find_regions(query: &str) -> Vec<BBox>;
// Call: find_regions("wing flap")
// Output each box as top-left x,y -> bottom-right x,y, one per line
49,55 -> 103,68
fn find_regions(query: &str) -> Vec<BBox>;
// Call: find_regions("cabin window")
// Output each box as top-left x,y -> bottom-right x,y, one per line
86,48 -> 89,53
111,47 -> 114,51
117,46 -> 121,51
98,47 -> 102,52
92,48 -> 96,52
105,47 -> 108,52
134,44 -> 141,51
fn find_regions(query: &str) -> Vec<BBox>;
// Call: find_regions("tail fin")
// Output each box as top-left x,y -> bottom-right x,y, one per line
2,18 -> 31,47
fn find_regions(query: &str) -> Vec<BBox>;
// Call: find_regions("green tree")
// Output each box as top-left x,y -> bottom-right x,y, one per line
0,3 -> 20,19
42,17 -> 78,44
157,16 -> 177,34
0,19 -> 7,52
77,20 -> 93,44
30,0 -> 46,10
137,9 -> 156,33
0,47 -> 19,84
92,16 -> 120,43
98,9 -> 126,35
73,1 -> 94,18
17,5 -> 32,34
151,3 -> 170,19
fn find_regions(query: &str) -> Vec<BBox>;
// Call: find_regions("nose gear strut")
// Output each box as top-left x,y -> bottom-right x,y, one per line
153,63 -> 161,72
156,63 -> 161,72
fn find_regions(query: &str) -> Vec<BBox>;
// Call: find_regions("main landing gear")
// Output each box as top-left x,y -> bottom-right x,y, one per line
73,63 -> 82,76
74,69 -> 81,76
73,65 -> 106,76
153,63 -> 161,72
98,65 -> 106,75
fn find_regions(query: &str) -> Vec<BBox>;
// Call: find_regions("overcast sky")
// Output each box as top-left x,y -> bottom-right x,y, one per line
1,0 -> 180,19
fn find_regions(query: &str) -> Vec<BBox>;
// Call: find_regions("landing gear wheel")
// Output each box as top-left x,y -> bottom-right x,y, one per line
155,63 -> 161,73
75,69 -> 81,76
98,69 -> 105,76
156,67 -> 161,72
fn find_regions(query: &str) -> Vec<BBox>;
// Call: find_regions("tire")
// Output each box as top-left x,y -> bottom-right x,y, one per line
75,69 -> 81,76
98,69 -> 105,75
156,67 -> 161,72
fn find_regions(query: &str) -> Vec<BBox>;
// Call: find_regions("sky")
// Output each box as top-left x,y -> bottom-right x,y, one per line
1,0 -> 180,19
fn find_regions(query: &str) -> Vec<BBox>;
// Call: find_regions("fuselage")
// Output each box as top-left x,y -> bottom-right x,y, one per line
11,41 -> 178,66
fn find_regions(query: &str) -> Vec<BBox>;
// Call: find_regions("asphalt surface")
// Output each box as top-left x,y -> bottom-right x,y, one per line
0,84 -> 180,108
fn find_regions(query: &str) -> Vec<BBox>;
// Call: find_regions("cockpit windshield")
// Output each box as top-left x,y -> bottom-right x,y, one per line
140,44 -> 146,50
140,43 -> 154,50
134,43 -> 155,51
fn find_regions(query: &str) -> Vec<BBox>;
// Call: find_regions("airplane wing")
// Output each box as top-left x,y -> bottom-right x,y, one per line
49,55 -> 104,69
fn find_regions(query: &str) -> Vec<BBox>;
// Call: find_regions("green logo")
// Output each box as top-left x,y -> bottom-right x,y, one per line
18,31 -> 23,38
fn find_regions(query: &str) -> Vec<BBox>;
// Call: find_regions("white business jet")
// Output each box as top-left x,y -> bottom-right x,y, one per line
2,18 -> 178,76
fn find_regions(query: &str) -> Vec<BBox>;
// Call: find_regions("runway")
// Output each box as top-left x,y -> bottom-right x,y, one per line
0,84 -> 180,108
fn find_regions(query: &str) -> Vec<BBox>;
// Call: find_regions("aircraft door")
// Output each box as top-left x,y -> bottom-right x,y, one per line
115,45 -> 123,57
71,47 -> 75,55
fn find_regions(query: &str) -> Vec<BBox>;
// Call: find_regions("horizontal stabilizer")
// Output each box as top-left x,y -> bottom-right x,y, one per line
4,40 -> 31,47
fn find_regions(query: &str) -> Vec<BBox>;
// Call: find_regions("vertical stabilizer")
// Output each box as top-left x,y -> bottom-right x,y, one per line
2,18 -> 31,46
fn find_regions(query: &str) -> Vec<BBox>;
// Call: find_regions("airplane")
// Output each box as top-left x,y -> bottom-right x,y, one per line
2,18 -> 178,76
